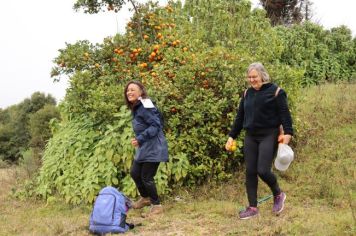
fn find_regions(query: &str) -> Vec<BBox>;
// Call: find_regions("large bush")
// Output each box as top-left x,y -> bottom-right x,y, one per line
276,22 -> 355,86
33,0 -> 305,204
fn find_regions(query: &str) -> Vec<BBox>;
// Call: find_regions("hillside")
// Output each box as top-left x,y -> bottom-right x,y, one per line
0,83 -> 355,235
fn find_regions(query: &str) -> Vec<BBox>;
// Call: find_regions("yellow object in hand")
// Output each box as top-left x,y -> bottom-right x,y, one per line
227,140 -> 237,152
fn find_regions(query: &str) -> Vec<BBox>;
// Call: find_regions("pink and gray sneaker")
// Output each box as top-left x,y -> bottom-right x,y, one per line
239,206 -> 259,220
273,192 -> 286,214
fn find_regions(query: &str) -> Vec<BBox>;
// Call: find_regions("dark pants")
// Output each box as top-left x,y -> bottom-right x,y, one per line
244,128 -> 281,207
130,161 -> 160,205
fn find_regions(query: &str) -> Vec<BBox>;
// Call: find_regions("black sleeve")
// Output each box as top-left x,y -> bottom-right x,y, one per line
276,89 -> 294,135
228,97 -> 245,139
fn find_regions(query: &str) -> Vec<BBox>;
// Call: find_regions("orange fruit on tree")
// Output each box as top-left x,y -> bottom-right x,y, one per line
166,6 -> 173,12
153,45 -> 160,51
139,62 -> 147,68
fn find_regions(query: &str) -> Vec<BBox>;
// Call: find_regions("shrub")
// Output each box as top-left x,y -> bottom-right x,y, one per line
34,0 -> 304,204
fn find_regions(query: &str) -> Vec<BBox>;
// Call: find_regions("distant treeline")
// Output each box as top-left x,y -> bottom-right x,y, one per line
0,92 -> 60,164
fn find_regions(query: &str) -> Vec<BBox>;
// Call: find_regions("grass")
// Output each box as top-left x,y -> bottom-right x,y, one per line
1,83 -> 355,235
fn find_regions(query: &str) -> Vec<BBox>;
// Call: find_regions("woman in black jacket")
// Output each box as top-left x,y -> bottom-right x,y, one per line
226,62 -> 294,219
124,80 -> 168,216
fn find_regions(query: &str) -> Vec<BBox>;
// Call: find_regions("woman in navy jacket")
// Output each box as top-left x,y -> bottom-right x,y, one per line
226,62 -> 293,220
124,80 -> 168,216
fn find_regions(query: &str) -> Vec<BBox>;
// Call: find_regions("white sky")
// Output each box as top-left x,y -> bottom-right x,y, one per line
0,0 -> 355,109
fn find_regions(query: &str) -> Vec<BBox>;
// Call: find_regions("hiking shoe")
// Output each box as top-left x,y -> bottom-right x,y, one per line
273,192 -> 286,214
132,197 -> 151,209
239,207 -> 259,220
149,204 -> 163,215
141,204 -> 163,218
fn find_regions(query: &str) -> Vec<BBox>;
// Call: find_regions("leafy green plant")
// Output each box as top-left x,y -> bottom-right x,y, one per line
19,149 -> 41,178
276,22 -> 355,86
33,0 -> 311,204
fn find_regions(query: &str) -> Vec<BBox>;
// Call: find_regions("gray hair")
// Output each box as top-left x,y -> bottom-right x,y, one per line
247,62 -> 270,83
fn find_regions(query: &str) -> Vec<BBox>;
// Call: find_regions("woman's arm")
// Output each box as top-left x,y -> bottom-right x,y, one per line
276,89 -> 294,137
228,97 -> 245,139
136,107 -> 161,145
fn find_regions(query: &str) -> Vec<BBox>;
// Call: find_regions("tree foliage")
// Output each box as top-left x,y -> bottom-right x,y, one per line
276,23 -> 355,85
73,0 -> 127,14
259,0 -> 313,26
24,0 -> 355,205
0,92 -> 58,162
28,104 -> 61,150
31,0 -> 304,205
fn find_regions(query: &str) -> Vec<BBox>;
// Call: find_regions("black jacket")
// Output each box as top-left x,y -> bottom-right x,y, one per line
229,83 -> 294,138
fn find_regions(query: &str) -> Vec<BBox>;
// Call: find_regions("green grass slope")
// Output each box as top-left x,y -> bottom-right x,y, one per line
0,84 -> 355,235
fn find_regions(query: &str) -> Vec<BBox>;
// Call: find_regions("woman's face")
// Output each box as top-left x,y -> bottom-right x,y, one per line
126,83 -> 142,103
247,69 -> 263,90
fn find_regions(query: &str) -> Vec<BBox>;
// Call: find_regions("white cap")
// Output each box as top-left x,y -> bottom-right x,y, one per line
274,143 -> 294,171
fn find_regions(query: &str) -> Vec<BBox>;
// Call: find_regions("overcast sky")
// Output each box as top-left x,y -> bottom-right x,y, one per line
1,0 -> 355,109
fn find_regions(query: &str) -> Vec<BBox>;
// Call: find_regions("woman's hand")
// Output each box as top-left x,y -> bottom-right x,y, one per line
283,134 -> 292,144
131,138 -> 139,147
225,137 -> 234,151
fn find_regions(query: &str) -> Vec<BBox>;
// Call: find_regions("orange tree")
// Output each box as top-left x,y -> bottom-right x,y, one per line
31,0 -> 302,204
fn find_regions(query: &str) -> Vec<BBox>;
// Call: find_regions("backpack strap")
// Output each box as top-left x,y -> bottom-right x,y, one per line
244,89 -> 248,98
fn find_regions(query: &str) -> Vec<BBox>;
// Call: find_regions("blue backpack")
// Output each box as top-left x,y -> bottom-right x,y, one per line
89,186 -> 132,234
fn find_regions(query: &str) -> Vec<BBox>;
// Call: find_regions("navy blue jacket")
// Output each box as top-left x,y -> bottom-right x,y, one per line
229,83 -> 294,138
132,101 -> 168,163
